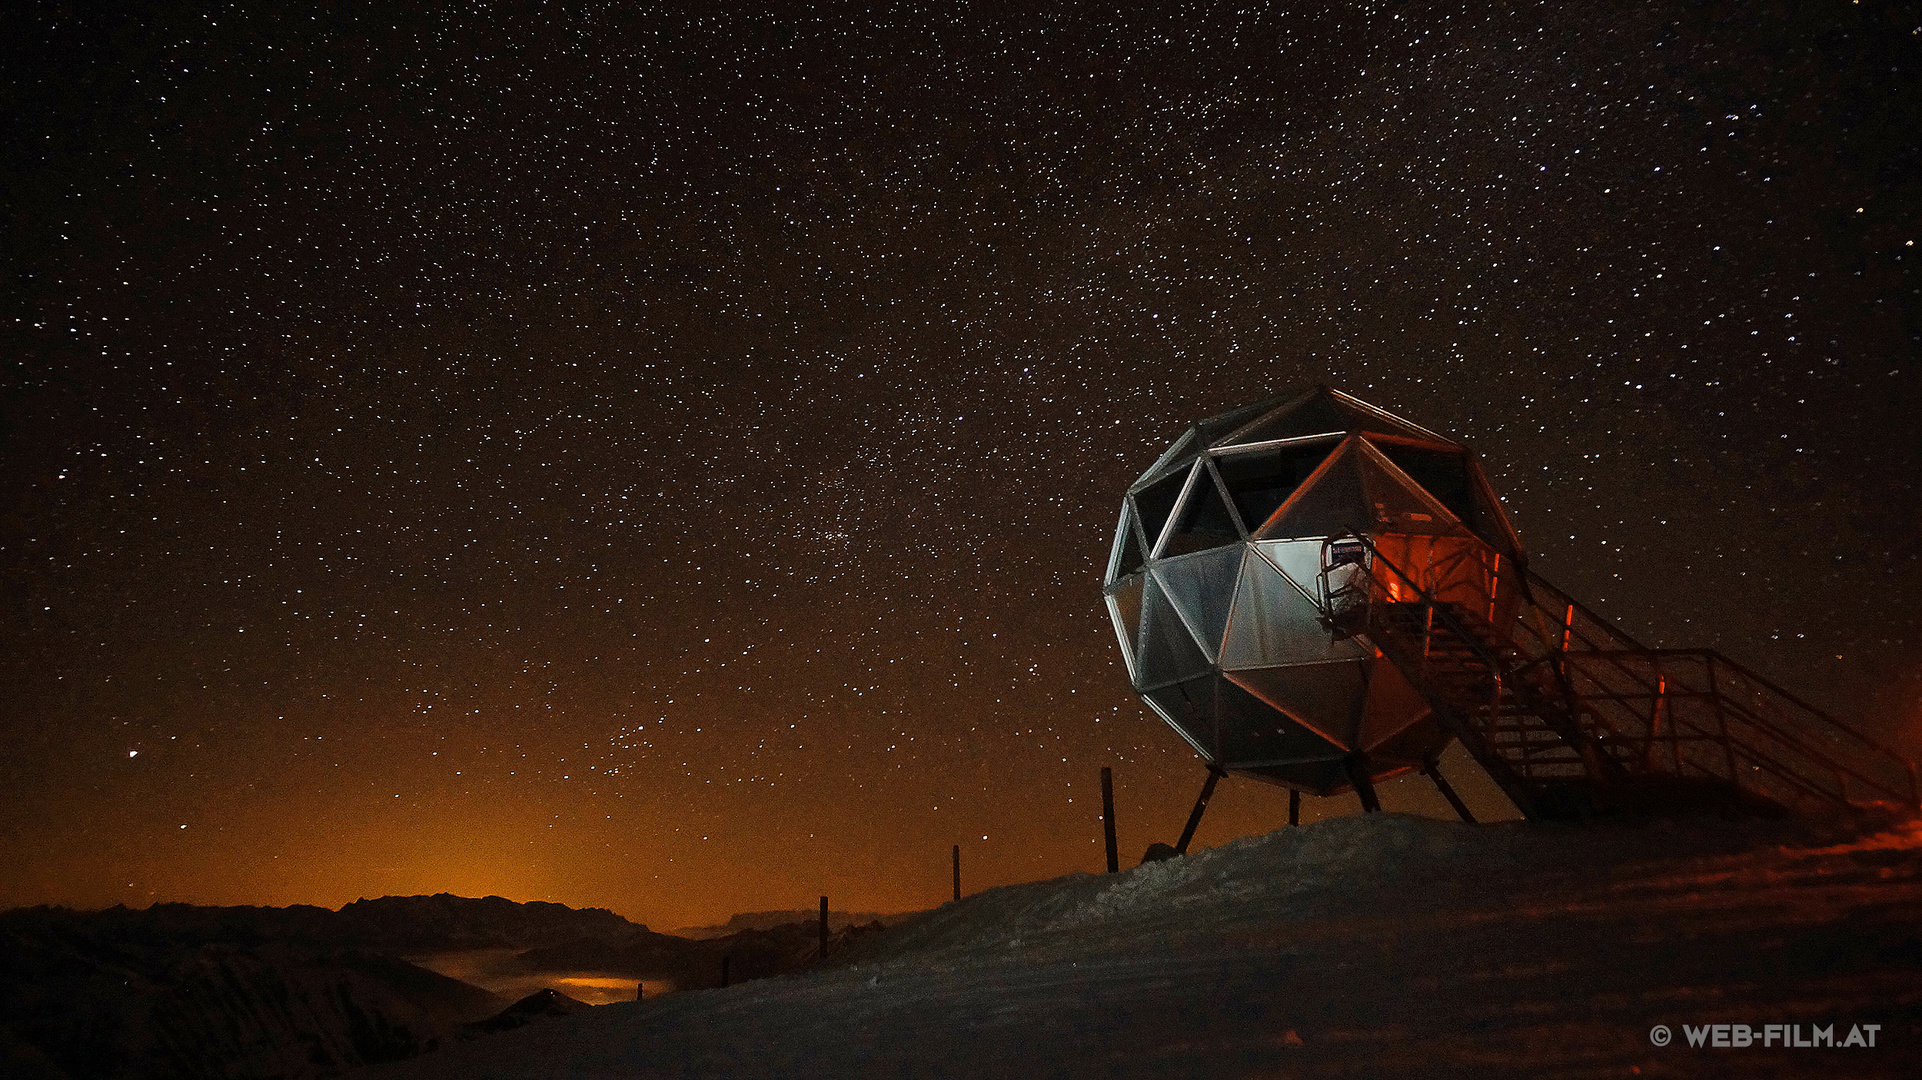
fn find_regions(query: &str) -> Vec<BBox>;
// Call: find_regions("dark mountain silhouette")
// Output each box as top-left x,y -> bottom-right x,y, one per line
0,894 -> 911,1077
465,987 -> 594,1034
517,916 -> 895,989
669,909 -> 907,939
0,895 -> 643,1080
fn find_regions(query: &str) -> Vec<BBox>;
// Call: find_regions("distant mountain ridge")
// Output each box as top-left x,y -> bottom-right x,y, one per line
0,895 -> 917,1079
2,892 -> 643,954
670,909 -> 907,939
0,894 -> 644,1080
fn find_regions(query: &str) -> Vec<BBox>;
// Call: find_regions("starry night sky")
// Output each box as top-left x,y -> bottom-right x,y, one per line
5,0 -> 1919,928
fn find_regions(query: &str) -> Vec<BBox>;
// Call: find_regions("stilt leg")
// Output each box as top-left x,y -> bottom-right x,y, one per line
1175,766 -> 1224,854
1288,788 -> 1301,826
1424,761 -> 1477,824
1344,754 -> 1382,813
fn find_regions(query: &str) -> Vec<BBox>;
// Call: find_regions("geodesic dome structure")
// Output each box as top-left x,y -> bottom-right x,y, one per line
1103,386 -> 1526,795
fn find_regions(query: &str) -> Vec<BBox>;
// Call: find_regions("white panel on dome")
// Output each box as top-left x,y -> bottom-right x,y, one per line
1220,547 -> 1344,670
1135,573 -> 1213,690
1152,544 -> 1246,661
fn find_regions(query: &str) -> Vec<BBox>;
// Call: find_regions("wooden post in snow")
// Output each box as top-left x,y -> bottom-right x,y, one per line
952,844 -> 961,901
818,895 -> 829,959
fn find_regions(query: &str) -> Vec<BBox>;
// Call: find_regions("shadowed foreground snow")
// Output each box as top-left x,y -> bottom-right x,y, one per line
364,813 -> 1922,1079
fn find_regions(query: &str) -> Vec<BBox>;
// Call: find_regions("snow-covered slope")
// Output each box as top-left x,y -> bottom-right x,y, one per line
366,812 -> 1922,1079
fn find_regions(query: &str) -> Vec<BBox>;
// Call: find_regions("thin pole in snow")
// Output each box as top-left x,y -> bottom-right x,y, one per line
952,844 -> 961,901
1101,766 -> 1119,873
819,895 -> 829,958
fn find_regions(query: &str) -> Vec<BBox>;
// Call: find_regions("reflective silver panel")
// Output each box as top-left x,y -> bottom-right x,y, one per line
1105,386 -> 1527,791
1151,545 -> 1246,662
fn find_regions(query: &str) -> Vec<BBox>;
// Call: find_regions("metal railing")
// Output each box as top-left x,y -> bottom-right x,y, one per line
1321,533 -> 1919,818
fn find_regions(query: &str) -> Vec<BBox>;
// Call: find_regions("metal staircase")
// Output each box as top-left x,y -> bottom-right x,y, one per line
1322,536 -> 1919,821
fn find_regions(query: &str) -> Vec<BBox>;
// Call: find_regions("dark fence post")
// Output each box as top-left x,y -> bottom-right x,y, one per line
819,895 -> 829,958
952,844 -> 961,901
1101,766 -> 1119,873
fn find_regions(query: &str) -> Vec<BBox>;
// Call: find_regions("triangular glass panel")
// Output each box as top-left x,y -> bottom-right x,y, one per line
1107,503 -> 1148,582
1151,545 -> 1245,661
1197,396 -> 1289,448
1249,541 -> 1372,661
1213,387 -> 1319,446
1134,574 -> 1213,690
1104,574 -> 1146,685
1355,441 -> 1473,538
1142,675 -> 1219,757
1220,547 -> 1332,670
1134,427 -> 1200,489
1214,674 -> 1343,767
1220,388 -> 1355,446
1158,462 -> 1242,557
1254,439 -> 1375,540
1225,660 -> 1367,750
1215,438 -> 1339,535
1368,442 -> 1479,535
1131,465 -> 1193,557
1327,388 -> 1457,445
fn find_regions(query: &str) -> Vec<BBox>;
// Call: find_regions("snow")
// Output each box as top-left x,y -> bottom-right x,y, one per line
362,813 -> 1922,1079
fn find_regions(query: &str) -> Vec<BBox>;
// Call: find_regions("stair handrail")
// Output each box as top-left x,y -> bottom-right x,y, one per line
1322,533 -> 1918,813
1325,533 -> 1624,785
1517,573 -> 1918,810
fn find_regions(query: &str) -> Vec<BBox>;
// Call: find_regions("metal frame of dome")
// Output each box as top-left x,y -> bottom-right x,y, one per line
1103,386 -> 1518,836
1107,387 -> 1920,839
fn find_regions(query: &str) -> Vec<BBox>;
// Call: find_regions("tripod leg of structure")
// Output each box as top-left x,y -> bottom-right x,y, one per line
1423,760 -> 1477,824
1288,788 -> 1301,826
1344,754 -> 1382,813
1175,766 -> 1224,854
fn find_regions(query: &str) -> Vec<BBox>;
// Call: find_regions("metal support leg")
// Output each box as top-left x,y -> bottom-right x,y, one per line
1423,761 -> 1477,824
1345,755 -> 1382,813
1175,766 -> 1224,854
1288,788 -> 1301,827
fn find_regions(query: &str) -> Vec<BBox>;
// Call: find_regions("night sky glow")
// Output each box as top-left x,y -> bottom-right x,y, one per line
5,1 -> 1919,929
